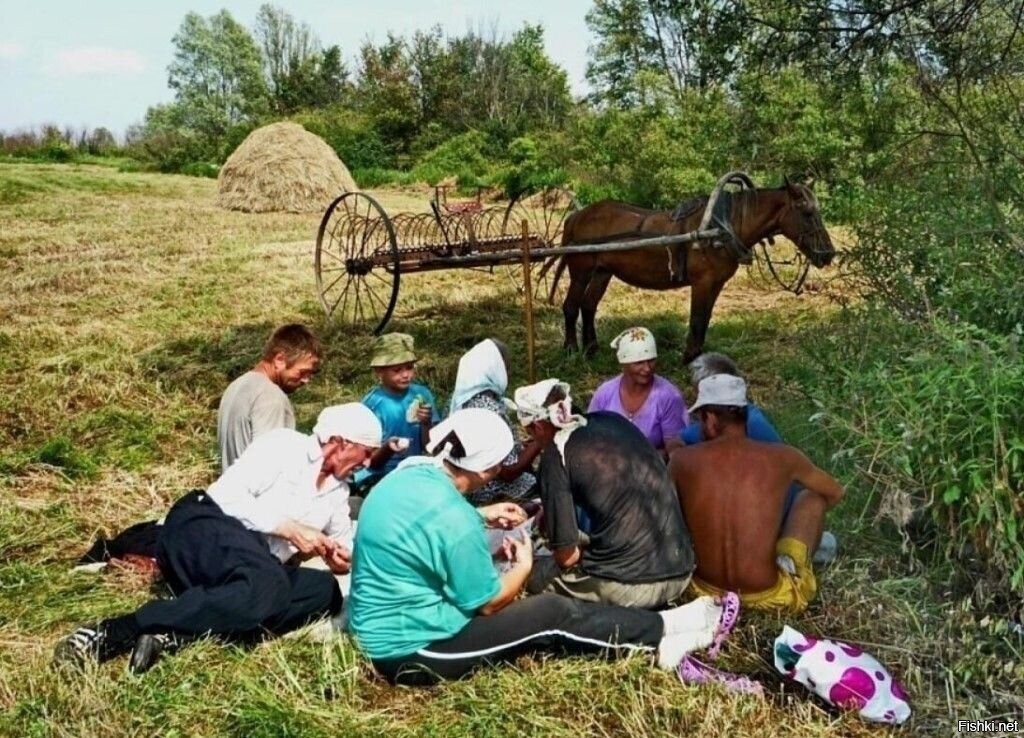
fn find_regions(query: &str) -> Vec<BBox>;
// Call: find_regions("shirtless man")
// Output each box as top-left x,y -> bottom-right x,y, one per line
669,374 -> 844,613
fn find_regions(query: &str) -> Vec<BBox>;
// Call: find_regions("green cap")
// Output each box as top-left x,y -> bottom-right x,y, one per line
370,332 -> 418,367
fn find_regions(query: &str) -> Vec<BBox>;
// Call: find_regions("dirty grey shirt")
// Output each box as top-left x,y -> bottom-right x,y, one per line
217,371 -> 295,472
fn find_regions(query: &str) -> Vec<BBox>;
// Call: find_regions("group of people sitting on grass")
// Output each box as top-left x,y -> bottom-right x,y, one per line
56,322 -> 843,687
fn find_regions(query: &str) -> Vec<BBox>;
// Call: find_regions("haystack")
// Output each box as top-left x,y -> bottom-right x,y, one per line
217,122 -> 357,213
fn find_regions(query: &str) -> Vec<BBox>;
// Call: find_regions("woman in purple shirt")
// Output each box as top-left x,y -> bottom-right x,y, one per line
587,327 -> 689,458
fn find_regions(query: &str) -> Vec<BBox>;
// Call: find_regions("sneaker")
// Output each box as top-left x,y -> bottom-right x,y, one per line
53,622 -> 132,669
128,633 -> 188,674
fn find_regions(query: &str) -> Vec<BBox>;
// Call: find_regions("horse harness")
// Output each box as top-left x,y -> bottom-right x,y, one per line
671,193 -> 756,267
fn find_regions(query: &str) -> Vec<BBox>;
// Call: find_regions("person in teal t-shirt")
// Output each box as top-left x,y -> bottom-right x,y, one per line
354,333 -> 441,490
349,408 -> 731,686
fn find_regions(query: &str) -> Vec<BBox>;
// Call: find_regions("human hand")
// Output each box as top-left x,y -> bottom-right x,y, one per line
479,502 -> 527,529
528,420 -> 556,447
323,544 -> 352,574
415,404 -> 433,424
386,436 -> 410,453
506,531 -> 533,569
276,520 -> 333,558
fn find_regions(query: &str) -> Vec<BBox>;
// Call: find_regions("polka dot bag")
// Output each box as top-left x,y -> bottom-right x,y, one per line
774,625 -> 912,725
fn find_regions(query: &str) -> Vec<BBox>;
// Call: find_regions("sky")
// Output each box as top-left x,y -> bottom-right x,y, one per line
0,0 -> 595,136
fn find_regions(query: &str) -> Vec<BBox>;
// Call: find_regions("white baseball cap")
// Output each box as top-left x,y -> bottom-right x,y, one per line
313,403 -> 383,447
611,327 -> 657,364
689,374 -> 748,412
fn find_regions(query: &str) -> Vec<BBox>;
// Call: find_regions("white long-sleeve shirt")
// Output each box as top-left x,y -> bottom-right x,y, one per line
206,428 -> 352,562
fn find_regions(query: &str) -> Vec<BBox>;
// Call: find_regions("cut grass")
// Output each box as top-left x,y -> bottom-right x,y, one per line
0,161 -> 1017,736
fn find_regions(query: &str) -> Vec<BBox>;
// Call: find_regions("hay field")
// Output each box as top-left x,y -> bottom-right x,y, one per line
0,162 -> 988,736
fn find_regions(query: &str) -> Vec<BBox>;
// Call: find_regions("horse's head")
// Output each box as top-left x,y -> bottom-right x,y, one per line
776,178 -> 835,268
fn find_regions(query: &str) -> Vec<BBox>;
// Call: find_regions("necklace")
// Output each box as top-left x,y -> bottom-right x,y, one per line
619,382 -> 650,420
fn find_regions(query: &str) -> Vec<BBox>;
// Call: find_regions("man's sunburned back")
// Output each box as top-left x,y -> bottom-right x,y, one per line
670,437 -> 804,593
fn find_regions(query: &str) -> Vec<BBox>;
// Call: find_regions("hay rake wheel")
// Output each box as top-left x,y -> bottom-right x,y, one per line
315,191 -> 400,335
501,186 -> 579,303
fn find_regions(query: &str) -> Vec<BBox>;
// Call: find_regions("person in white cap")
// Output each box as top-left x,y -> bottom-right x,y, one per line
349,408 -> 733,685
512,379 -> 698,610
669,375 -> 844,613
54,403 -> 382,675
588,327 -> 689,458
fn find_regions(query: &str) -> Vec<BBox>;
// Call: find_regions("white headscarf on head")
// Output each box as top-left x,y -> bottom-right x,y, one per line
510,378 -> 587,462
425,407 -> 514,472
313,403 -> 383,447
448,339 -> 508,415
611,326 -> 657,364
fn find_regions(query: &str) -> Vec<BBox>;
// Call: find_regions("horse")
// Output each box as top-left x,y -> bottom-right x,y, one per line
553,179 -> 835,362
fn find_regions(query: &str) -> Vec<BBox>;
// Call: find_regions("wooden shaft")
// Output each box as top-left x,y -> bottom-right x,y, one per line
387,228 -> 724,271
521,219 -> 536,384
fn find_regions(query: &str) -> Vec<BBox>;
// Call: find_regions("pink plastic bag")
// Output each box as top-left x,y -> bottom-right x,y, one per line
774,625 -> 912,725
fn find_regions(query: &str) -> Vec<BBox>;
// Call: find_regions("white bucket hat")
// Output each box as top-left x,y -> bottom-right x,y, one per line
313,403 -> 383,447
611,327 -> 657,364
689,374 -> 748,412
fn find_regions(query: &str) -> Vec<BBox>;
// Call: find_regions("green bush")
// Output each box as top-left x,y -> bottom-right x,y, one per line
39,141 -> 77,163
561,106 -> 726,207
350,168 -> 415,188
410,130 -> 498,186
292,109 -> 393,171
846,170 -> 1024,335
180,161 -> 220,178
806,312 -> 1024,610
495,136 -> 568,198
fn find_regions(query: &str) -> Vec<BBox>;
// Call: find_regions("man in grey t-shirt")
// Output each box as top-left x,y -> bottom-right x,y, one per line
217,324 -> 322,471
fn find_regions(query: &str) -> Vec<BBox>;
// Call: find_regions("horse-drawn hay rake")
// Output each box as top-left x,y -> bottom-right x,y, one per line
313,174 -> 815,336
314,187 -> 578,335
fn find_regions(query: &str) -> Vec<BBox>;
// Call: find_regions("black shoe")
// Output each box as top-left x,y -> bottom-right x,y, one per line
129,633 -> 187,674
53,622 -> 132,669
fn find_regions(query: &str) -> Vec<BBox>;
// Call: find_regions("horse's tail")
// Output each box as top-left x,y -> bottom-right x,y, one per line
545,257 -> 566,305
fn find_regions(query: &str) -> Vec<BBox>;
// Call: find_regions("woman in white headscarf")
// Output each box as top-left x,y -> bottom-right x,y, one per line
348,408 -> 730,686
448,338 -> 541,505
587,327 -> 689,458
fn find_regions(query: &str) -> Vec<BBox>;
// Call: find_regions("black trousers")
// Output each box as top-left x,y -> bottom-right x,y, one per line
372,593 -> 664,686
133,491 -> 341,639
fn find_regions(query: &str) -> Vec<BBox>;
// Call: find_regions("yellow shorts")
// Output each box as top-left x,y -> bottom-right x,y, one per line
689,538 -> 817,613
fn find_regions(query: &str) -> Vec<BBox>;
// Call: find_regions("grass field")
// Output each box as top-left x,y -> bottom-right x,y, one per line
0,162 -> 1012,736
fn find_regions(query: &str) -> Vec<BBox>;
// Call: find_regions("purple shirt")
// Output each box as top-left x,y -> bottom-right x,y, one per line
587,374 -> 689,450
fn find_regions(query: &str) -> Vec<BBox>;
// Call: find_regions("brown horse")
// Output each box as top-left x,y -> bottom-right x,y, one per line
555,180 -> 835,362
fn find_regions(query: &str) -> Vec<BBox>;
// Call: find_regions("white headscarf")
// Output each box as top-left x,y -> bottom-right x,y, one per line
313,403 -> 383,447
425,408 -> 514,473
448,339 -> 508,414
611,326 -> 657,364
510,379 -> 587,462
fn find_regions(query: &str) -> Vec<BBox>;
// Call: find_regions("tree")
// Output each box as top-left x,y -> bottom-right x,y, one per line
254,4 -> 348,113
85,127 -> 117,156
354,34 -> 421,160
586,0 -> 748,107
167,10 -> 269,141
354,22 -> 572,157
738,0 -> 1024,199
